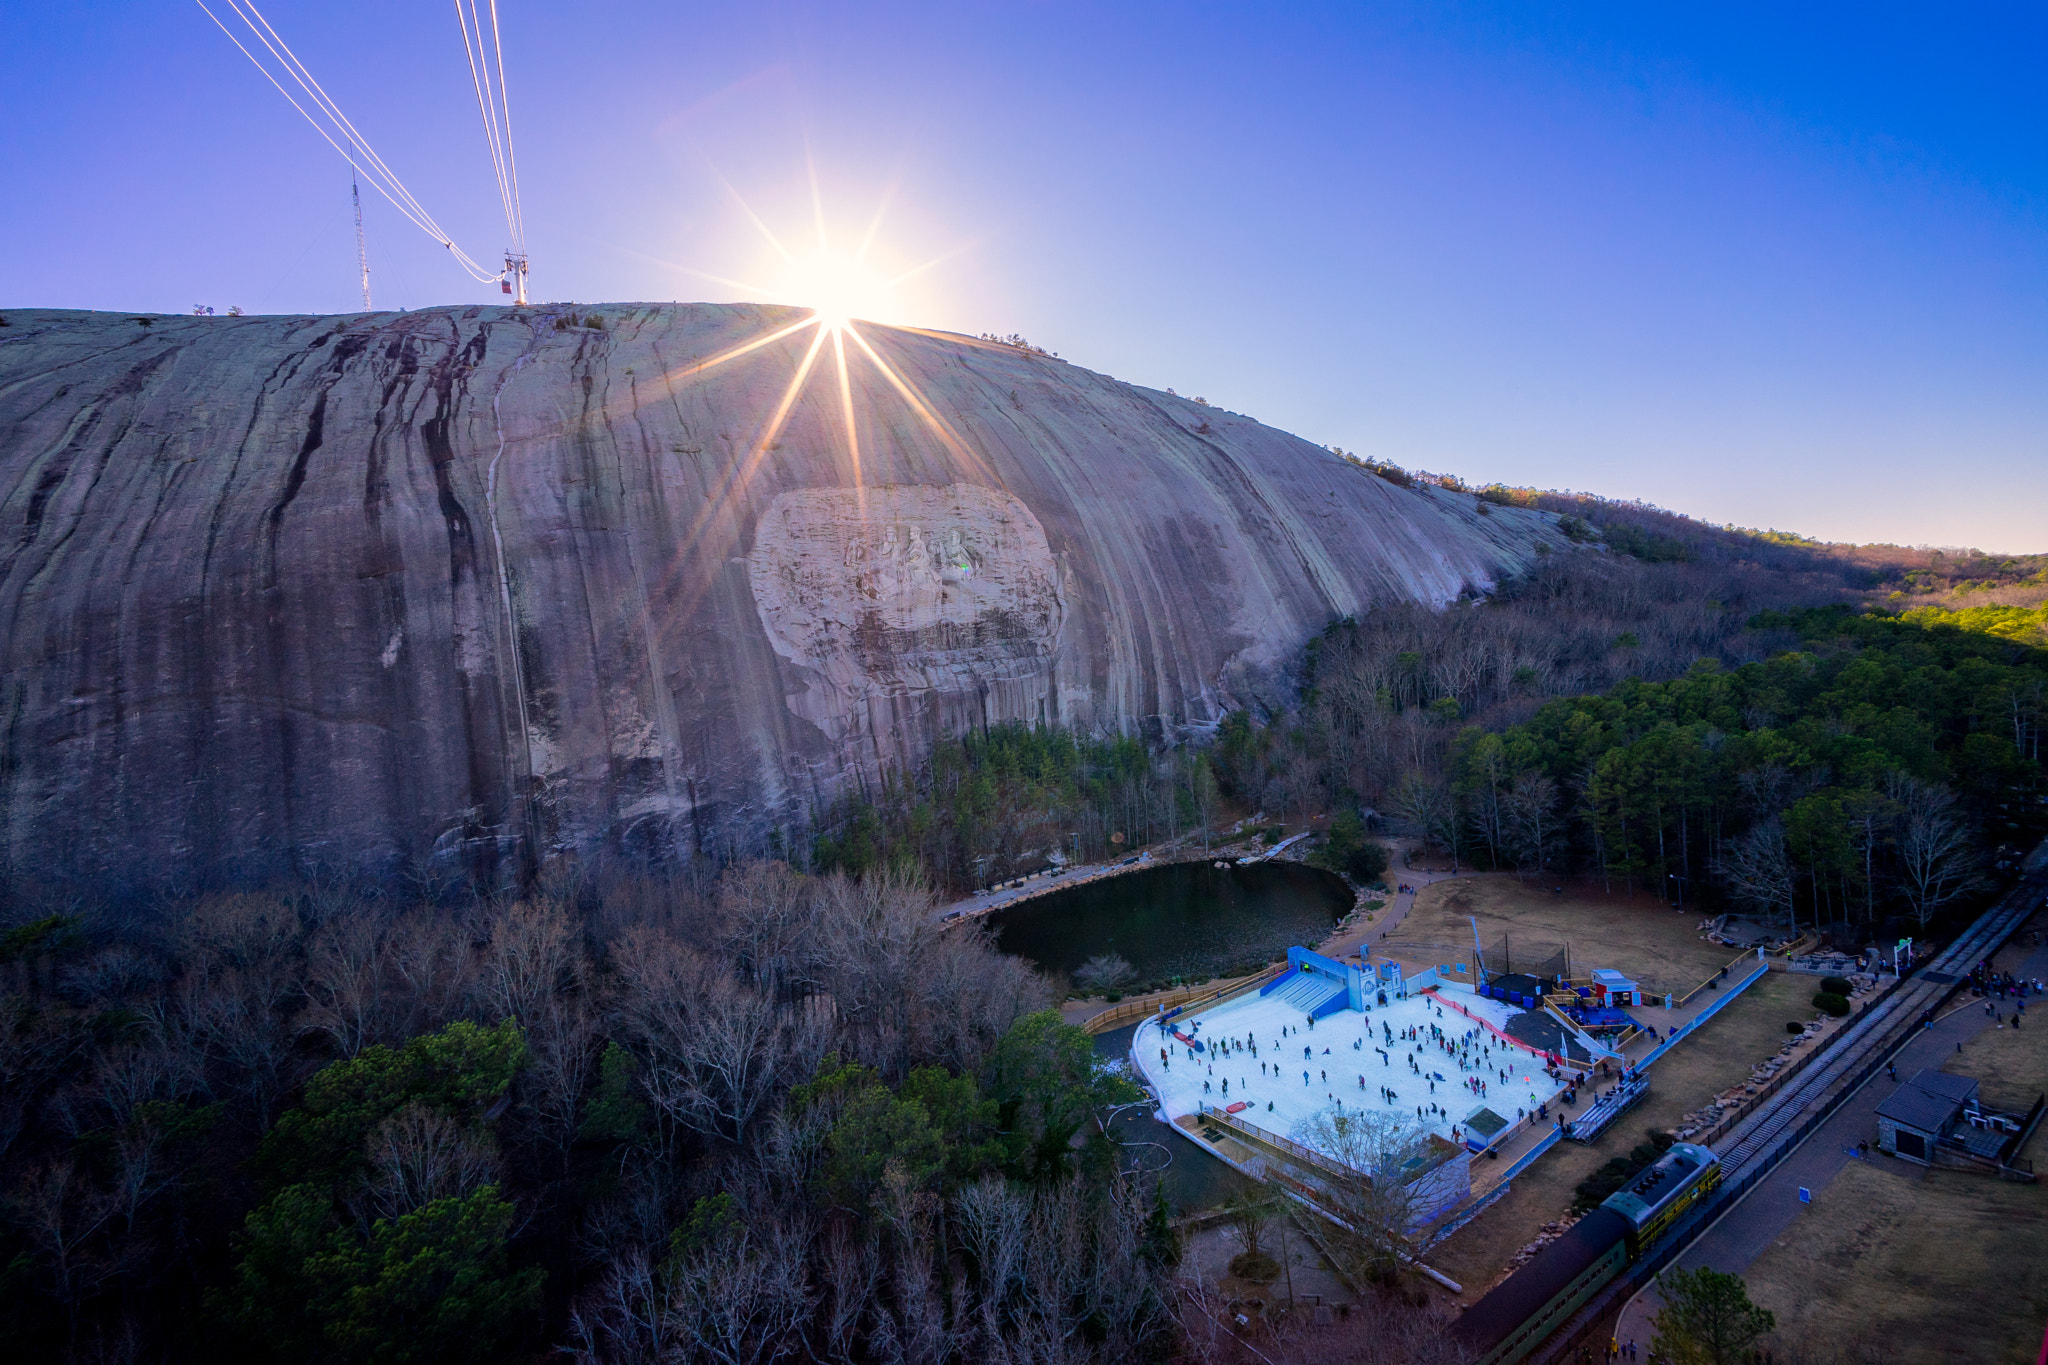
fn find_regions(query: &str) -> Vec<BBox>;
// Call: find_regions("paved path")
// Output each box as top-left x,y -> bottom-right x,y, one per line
938,819 -> 1315,925
1319,847 -> 1465,958
937,850 -> 1160,922
1614,913 -> 2048,1351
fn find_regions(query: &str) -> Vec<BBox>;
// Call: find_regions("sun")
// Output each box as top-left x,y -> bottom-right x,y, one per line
774,244 -> 896,329
643,165 -> 999,499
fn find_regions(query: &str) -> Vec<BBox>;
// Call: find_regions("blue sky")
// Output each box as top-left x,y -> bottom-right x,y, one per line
5,3 -> 2043,551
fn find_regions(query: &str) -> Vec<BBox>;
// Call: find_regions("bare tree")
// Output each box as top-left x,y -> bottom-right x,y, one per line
170,894 -> 305,1128
1288,1106 -> 1440,1286
380,911 -> 476,1039
805,869 -> 942,1077
1736,763 -> 1794,820
913,925 -> 1050,1077
715,861 -> 816,997
956,1176 -> 1028,1347
1280,757 -> 1322,831
476,900 -> 581,1025
1390,772 -> 1460,870
662,1217 -> 817,1365
614,929 -> 826,1144
1014,1171 -> 1171,1359
566,1245 -> 678,1365
1841,788 -> 1897,928
1220,1183 -> 1283,1282
362,1102 -> 499,1221
876,1165 -> 952,1363
1074,954 -> 1135,994
475,900 -> 599,1158
6,1158 -> 139,1347
1183,753 -> 1220,851
299,902 -> 387,1057
1499,772 -> 1560,876
1888,776 -> 1985,929
1714,817 -> 1796,930
817,1219 -> 883,1363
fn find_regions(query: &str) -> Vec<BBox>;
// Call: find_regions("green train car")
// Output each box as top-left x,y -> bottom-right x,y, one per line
1450,1143 -> 1720,1365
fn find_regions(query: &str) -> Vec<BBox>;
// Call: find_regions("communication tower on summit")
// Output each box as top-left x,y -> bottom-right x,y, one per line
198,0 -> 530,305
352,173 -> 372,311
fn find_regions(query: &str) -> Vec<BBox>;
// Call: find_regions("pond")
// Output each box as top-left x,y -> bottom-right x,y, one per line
986,859 -> 1352,985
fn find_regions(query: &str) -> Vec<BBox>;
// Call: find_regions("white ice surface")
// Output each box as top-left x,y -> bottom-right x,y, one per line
1134,986 -> 1569,1152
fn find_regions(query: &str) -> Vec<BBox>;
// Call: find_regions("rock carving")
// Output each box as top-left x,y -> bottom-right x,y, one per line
0,303 -> 1565,892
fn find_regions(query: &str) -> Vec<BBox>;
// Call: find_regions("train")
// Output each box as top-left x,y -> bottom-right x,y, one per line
1449,1143 -> 1722,1365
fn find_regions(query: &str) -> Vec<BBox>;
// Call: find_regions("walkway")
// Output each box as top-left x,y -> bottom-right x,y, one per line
938,850 -> 1157,922
1318,845 -> 1466,958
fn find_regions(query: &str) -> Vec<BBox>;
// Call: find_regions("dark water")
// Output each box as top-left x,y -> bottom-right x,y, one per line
987,859 -> 1351,982
1093,1022 -> 1251,1212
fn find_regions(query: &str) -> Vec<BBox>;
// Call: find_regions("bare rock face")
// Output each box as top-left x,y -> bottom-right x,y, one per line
748,482 -> 1067,743
0,304 -> 1562,892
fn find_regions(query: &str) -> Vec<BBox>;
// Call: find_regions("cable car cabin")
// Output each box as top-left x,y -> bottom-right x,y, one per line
1451,1209 -> 1632,1365
1599,1143 -> 1720,1254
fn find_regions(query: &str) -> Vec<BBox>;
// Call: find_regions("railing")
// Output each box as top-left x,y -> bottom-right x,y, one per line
1633,960 -> 1769,1077
1673,947 -> 1769,1010
1564,1076 -> 1648,1143
1714,866 -> 2045,1177
1422,987 -> 1590,1072
1198,1102 -> 1357,1185
1079,963 -> 1285,1035
1776,931 -> 1821,961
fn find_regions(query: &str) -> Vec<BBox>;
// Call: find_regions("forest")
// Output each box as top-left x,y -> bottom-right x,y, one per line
808,492 -> 2046,939
0,866 -> 1215,1363
1435,607 -> 2043,934
809,726 -> 1221,891
4,489 -> 2043,1364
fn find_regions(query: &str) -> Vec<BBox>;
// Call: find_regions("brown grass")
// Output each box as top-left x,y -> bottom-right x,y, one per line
1744,1153 -> 2048,1363
1742,952 -> 2048,1365
1383,875 -> 1737,998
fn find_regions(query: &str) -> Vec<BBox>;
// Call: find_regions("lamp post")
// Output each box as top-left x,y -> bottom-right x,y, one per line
1666,873 -> 1690,910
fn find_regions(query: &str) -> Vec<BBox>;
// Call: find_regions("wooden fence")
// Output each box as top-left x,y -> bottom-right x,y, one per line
1079,964 -> 1286,1035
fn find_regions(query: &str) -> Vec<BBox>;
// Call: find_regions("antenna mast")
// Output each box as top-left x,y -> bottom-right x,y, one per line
351,172 -> 372,311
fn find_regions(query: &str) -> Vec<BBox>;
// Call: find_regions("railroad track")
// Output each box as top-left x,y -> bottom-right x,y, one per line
1519,851 -> 2047,1365
1713,867 -> 2047,1181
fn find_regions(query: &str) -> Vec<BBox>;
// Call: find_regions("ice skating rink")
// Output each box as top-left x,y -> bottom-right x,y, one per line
1134,984 -> 1569,1151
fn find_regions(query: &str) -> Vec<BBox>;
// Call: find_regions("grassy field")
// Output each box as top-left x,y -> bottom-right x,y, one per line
1384,875 -> 1738,998
1740,920 -> 2048,1364
1431,969 -> 1818,1301
1743,1149 -> 2048,1363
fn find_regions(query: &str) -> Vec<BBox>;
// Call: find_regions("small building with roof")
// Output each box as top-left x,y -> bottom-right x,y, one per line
1588,968 -> 1639,1007
1876,1069 -> 1979,1163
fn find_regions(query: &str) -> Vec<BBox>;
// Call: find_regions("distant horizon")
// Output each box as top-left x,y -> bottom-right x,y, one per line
10,4 -> 2043,551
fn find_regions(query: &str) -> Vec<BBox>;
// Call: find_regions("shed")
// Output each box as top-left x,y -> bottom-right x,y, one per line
1589,968 -> 1638,1007
1876,1069 -> 1979,1163
1462,1105 -> 1509,1151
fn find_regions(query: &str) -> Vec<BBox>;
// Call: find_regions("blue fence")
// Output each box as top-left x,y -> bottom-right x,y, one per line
1636,962 -> 1769,1072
